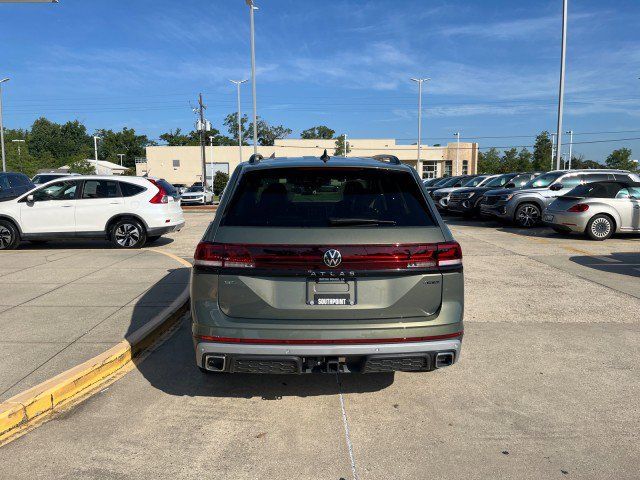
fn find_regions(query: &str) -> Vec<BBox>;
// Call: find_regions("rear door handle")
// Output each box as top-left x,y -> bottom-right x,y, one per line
61,205 -> 73,208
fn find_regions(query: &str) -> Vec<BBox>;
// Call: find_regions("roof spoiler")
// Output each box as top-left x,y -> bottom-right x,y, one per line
248,153 -> 264,164
371,154 -> 401,165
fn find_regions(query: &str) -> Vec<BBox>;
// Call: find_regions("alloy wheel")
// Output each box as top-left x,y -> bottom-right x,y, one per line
591,217 -> 611,239
0,225 -> 13,249
517,205 -> 540,227
114,223 -> 141,247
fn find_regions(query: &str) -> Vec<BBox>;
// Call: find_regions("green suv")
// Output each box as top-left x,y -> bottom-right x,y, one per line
191,154 -> 464,374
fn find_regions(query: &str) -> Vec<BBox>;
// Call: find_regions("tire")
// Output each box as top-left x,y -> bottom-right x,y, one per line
585,214 -> 614,241
0,219 -> 19,250
514,203 -> 542,228
110,218 -> 146,249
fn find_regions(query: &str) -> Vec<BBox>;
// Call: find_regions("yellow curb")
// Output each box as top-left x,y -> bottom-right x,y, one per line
0,248 -> 191,445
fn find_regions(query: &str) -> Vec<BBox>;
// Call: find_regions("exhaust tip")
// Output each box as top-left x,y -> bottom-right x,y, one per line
205,355 -> 226,372
435,352 -> 455,369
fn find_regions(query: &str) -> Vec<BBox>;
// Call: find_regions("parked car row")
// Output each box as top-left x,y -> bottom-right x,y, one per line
425,169 -> 640,240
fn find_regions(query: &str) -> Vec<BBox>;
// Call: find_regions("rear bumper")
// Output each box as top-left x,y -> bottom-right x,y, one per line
194,338 -> 462,373
543,210 -> 587,233
147,220 -> 185,236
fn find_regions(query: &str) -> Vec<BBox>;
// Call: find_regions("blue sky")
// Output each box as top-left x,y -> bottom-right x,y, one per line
1,0 -> 639,161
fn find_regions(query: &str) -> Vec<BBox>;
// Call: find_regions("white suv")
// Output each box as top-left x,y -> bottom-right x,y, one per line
0,176 -> 184,249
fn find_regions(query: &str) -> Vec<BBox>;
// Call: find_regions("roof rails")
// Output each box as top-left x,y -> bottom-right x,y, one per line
248,153 -> 264,164
371,154 -> 401,165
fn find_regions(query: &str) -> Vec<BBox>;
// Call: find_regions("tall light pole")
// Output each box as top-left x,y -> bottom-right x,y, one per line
230,79 -> 248,162
209,136 -> 215,188
344,134 -> 348,157
551,132 -> 557,170
453,132 -> 460,175
0,78 -> 9,172
246,0 -> 259,154
566,130 -> 573,169
411,77 -> 430,178
117,153 -> 125,166
555,0 -> 569,170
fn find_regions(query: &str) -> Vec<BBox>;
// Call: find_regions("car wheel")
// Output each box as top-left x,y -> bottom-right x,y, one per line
585,214 -> 614,241
0,220 -> 19,250
110,218 -> 146,249
514,203 -> 541,228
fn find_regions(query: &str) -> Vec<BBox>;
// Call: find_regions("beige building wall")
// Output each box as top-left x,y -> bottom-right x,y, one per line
136,139 -> 478,184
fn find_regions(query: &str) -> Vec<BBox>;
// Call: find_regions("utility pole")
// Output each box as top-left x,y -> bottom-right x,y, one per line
117,154 -> 125,166
198,93 -> 208,189
246,0 -> 259,154
209,136 -> 215,188
555,0 -> 569,170
230,79 -> 248,163
12,139 -> 24,159
0,78 -> 8,172
93,136 -> 100,161
454,132 -> 460,175
344,134 -> 348,157
411,77 -> 430,178
551,133 -> 556,170
566,130 -> 573,169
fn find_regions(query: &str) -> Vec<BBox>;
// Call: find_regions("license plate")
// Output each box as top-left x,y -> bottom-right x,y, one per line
543,214 -> 554,222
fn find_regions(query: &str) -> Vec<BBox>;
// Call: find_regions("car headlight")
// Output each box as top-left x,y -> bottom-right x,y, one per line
501,194 -> 514,202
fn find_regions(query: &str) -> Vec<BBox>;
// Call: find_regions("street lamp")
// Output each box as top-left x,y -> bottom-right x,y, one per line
117,153 -> 125,166
230,79 -> 248,163
555,0 -> 569,170
0,78 -> 9,172
453,132 -> 461,176
410,77 -> 430,178
246,0 -> 259,154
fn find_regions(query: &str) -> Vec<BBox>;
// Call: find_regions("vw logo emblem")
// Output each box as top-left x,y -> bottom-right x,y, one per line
323,249 -> 342,268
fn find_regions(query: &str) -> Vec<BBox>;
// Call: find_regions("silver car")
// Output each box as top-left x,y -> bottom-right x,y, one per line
544,181 -> 640,240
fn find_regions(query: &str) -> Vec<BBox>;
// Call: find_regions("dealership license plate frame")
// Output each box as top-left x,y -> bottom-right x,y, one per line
306,277 -> 357,306
543,214 -> 554,222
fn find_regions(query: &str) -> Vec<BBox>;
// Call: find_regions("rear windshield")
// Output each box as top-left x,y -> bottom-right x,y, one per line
566,182 -> 635,198
222,168 -> 436,227
32,174 -> 65,184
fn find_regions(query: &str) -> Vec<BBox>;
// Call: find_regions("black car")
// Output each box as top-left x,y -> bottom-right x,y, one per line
424,175 -> 473,198
447,173 -> 537,217
0,172 -> 35,202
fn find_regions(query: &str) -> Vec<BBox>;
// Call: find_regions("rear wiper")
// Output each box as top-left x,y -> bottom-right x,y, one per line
329,218 -> 397,226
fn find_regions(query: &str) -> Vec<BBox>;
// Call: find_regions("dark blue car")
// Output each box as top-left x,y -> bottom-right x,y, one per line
0,172 -> 35,202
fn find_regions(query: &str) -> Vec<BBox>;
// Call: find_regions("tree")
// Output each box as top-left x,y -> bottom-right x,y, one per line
223,113 -> 251,145
501,148 -> 519,173
159,128 -> 195,146
532,131 -> 553,171
94,127 -> 151,169
67,157 -> 96,175
478,148 -> 501,173
571,154 -> 603,169
29,118 -> 91,161
334,135 -> 351,156
516,148 -> 533,172
250,118 -> 292,146
301,125 -> 335,139
605,148 -> 636,171
213,171 -> 229,195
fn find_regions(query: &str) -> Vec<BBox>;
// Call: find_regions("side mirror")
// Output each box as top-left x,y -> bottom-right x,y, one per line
505,182 -> 516,189
549,183 -> 563,191
26,194 -> 35,203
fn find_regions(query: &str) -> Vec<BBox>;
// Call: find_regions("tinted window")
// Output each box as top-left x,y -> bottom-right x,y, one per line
627,186 -> 640,198
613,173 -> 633,182
223,168 -> 435,228
120,182 -> 146,197
32,181 -> 78,201
0,175 -> 10,190
560,175 -> 581,188
523,172 -> 563,188
32,174 -> 65,185
484,174 -> 512,188
8,173 -> 30,187
582,173 -> 611,182
510,174 -> 533,187
82,180 -> 120,199
186,186 -> 204,192
566,182 -> 622,198
462,176 -> 485,187
157,179 -> 178,198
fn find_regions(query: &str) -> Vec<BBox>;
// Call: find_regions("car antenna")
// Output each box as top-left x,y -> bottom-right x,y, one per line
269,152 -> 276,159
320,149 -> 330,163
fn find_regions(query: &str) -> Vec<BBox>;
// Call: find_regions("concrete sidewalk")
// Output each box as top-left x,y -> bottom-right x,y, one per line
0,246 -> 190,401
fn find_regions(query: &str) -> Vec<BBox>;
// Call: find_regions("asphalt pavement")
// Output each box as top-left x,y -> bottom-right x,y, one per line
0,212 -> 638,479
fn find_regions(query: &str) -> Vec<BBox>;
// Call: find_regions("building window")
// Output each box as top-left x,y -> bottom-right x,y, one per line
423,161 -> 438,179
172,159 -> 180,169
462,160 -> 469,174
444,161 -> 453,176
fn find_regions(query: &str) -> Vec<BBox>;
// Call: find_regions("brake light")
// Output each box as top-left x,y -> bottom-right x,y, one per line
193,242 -> 462,271
148,179 -> 169,204
568,203 -> 589,212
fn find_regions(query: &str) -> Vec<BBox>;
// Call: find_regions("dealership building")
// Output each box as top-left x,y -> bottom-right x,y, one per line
135,138 -> 478,185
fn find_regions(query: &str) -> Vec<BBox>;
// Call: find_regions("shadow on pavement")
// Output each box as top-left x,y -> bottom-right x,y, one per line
570,252 -> 640,278
16,237 -> 174,250
129,296 -> 395,399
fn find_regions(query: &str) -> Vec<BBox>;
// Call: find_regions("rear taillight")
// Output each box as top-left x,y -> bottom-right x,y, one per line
568,203 -> 589,212
194,242 -> 462,272
148,179 -> 169,204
